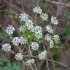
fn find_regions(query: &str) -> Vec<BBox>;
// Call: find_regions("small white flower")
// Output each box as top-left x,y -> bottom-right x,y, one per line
19,12 -> 29,22
34,26 -> 42,33
51,16 -> 59,25
2,43 -> 11,52
25,20 -> 35,32
19,25 -> 26,33
31,42 -> 39,50
49,40 -> 54,48
20,36 -> 27,44
40,13 -> 48,21
35,32 -> 42,39
33,6 -> 42,14
11,37 -> 20,46
46,25 -> 53,33
5,25 -> 15,35
38,51 -> 47,60
53,35 -> 60,44
15,53 -> 23,60
25,19 -> 33,24
34,26 -> 42,39
45,34 -> 52,42
26,59 -> 35,65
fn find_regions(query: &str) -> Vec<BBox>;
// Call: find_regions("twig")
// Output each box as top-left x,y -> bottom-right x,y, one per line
20,0 -> 24,11
3,0 -> 22,12
24,55 -> 70,69
45,0 -> 70,7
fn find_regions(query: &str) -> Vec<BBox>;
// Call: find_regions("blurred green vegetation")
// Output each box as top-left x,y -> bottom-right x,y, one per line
51,48 -> 61,61
0,31 -> 10,42
0,61 -> 22,70
0,55 -> 22,70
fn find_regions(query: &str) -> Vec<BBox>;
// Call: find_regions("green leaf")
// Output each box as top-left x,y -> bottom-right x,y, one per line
0,31 -> 10,41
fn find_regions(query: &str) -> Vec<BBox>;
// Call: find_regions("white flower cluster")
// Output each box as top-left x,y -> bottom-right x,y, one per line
31,42 -> 39,50
19,12 -> 35,33
26,59 -> 35,65
33,6 -> 42,14
33,6 -> 48,21
51,16 -> 59,25
34,26 -> 42,39
11,37 -> 27,46
19,25 -> 26,32
49,40 -> 54,48
53,35 -> 60,44
46,25 -> 53,33
25,20 -> 35,32
2,43 -> 11,52
15,53 -> 23,60
45,34 -> 52,42
20,36 -> 27,44
11,37 -> 20,46
19,12 -> 29,22
6,25 -> 15,35
40,13 -> 48,21
38,51 -> 47,60
19,12 -> 43,39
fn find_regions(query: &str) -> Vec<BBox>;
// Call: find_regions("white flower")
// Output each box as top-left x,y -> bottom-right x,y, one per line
53,35 -> 60,44
34,26 -> 42,32
25,19 -> 33,24
26,59 -> 35,65
19,12 -> 29,22
49,40 -> 54,48
20,36 -> 27,44
34,33 -> 42,39
31,42 -> 39,50
2,43 -> 11,52
45,34 -> 52,42
15,53 -> 23,60
46,25 -> 53,33
5,25 -> 15,35
33,6 -> 42,14
11,37 -> 20,46
40,13 -> 48,21
25,20 -> 35,32
34,26 -> 42,39
38,51 -> 47,60
19,25 -> 26,33
51,16 -> 59,25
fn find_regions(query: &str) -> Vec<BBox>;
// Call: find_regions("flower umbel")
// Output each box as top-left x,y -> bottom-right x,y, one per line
25,20 -> 35,32
38,51 -> 47,60
45,34 -> 52,42
46,25 -> 53,33
15,53 -> 23,60
11,37 -> 20,46
33,6 -> 42,14
20,36 -> 27,44
26,59 -> 35,65
40,13 -> 48,21
51,16 -> 58,25
2,43 -> 11,52
19,25 -> 26,33
49,40 -> 54,48
34,26 -> 42,39
19,12 -> 29,22
31,42 -> 39,50
5,25 -> 15,35
53,35 -> 60,44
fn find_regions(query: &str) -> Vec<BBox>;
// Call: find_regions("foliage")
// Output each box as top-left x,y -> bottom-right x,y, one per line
0,31 -> 10,42
0,61 -> 22,70
0,55 -> 22,70
63,27 -> 70,36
